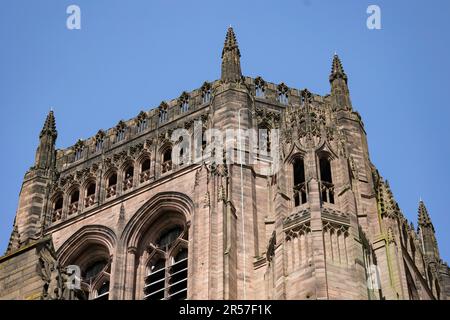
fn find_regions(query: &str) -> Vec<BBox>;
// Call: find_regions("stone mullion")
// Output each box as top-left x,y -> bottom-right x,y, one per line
132,160 -> 139,189
116,167 -> 123,197
99,168 -> 108,205
62,189 -> 70,221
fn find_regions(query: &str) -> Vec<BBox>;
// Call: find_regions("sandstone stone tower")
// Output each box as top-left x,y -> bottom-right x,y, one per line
1,27 -> 449,300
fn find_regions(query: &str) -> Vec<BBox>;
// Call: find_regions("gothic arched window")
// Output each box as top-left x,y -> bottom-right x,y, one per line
319,155 -> 334,204
162,147 -> 172,173
123,165 -> 134,191
68,189 -> 80,215
144,225 -> 188,300
293,157 -> 307,206
61,241 -> 113,300
157,226 -> 183,249
81,258 -> 111,300
140,157 -> 151,183
106,172 -> 117,198
84,181 -> 96,208
84,260 -> 107,282
52,195 -> 63,222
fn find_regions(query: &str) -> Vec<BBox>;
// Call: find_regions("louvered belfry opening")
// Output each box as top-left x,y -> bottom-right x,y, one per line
144,225 -> 188,300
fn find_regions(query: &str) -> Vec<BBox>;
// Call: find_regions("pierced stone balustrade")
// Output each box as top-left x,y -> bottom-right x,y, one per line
68,202 -> 79,215
140,170 -> 151,183
123,177 -> 133,191
320,181 -> 335,204
52,209 -> 62,222
84,194 -> 95,208
106,185 -> 117,198
293,182 -> 307,207
162,160 -> 172,174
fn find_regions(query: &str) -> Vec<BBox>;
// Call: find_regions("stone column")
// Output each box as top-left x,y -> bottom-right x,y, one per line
124,246 -> 137,300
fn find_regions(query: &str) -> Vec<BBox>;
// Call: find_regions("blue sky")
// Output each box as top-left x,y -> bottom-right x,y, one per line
0,0 -> 449,262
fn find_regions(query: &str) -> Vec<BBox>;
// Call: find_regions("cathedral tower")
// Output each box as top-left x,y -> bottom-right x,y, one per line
1,27 -> 449,300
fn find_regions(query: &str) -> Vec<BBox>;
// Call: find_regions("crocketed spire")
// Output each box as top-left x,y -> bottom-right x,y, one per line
40,110 -> 57,139
329,53 -> 348,84
418,200 -> 434,231
35,110 -> 57,169
221,26 -> 242,83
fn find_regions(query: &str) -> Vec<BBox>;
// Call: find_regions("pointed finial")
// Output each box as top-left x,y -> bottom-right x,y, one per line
221,26 -> 242,82
418,200 -> 433,230
40,110 -> 57,139
330,53 -> 348,83
222,26 -> 240,58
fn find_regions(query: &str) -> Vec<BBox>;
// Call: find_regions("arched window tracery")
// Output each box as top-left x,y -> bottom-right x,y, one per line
319,154 -> 334,204
144,224 -> 188,300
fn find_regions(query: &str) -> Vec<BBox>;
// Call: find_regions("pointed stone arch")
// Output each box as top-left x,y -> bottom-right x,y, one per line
121,191 -> 194,251
284,142 -> 307,164
56,225 -> 117,267
120,192 -> 193,300
315,140 -> 339,160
